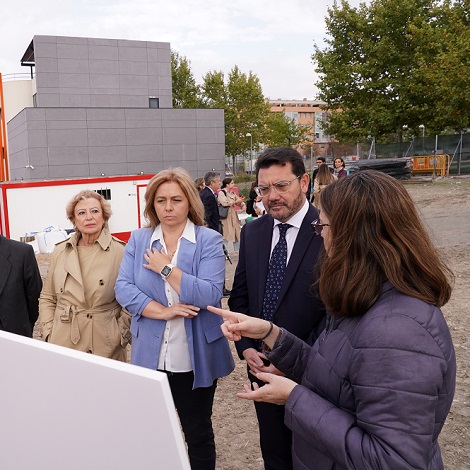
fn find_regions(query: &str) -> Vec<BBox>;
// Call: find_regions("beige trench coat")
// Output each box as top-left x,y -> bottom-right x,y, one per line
218,189 -> 242,243
38,228 -> 131,362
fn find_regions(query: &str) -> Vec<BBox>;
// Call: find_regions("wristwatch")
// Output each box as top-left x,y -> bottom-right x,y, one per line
160,264 -> 175,279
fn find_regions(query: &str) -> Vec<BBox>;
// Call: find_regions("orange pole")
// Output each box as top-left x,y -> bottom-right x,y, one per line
0,73 -> 10,181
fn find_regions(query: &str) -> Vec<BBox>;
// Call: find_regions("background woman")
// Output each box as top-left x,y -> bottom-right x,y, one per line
217,177 -> 245,251
333,157 -> 347,178
195,177 -> 205,191
312,163 -> 337,207
115,168 -> 234,470
38,190 -> 131,361
209,170 -> 456,470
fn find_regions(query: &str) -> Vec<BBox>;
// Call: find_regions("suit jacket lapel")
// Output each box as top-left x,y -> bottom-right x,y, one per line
0,238 -> 12,296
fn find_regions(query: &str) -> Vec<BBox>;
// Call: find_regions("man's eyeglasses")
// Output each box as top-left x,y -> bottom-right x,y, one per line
311,218 -> 330,235
255,176 -> 301,198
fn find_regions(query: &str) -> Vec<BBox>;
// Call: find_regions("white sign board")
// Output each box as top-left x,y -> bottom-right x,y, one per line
0,331 -> 190,470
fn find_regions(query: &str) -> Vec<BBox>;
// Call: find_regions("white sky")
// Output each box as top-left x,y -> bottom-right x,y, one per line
1,0 -> 369,100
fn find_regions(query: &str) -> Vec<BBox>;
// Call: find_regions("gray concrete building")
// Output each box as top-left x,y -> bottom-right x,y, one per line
6,35 -> 224,181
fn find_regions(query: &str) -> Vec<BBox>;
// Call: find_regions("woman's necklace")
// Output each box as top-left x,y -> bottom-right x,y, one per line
167,249 -> 177,261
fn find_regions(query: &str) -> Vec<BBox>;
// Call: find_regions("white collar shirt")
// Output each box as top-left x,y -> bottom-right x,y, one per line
150,219 -> 196,372
270,198 -> 310,265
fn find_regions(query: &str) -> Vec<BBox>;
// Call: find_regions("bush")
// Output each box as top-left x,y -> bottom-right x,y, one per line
234,173 -> 255,184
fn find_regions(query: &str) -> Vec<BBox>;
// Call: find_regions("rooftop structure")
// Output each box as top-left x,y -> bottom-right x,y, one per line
3,35 -> 224,181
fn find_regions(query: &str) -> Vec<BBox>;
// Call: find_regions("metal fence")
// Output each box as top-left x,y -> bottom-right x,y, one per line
326,133 -> 470,175
226,132 -> 470,176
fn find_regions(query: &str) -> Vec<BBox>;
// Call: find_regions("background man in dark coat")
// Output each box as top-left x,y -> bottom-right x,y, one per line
199,171 -> 231,296
0,235 -> 42,336
229,147 -> 326,470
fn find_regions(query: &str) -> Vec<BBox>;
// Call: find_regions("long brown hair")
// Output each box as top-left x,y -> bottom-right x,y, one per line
318,170 -> 453,316
316,163 -> 336,185
144,168 -> 205,227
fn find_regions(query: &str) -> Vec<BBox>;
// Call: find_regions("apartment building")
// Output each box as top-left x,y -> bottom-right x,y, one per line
269,98 -> 330,157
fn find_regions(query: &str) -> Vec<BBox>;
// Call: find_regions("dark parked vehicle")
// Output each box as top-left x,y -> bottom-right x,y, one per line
346,157 -> 412,180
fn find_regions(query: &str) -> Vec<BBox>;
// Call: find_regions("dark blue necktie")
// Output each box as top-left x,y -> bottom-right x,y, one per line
261,223 -> 291,322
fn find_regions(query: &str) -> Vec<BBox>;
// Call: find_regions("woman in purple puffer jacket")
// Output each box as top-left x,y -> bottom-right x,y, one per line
209,170 -> 456,470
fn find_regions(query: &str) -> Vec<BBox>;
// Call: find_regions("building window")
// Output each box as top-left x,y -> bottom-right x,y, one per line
95,189 -> 111,200
149,97 -> 159,109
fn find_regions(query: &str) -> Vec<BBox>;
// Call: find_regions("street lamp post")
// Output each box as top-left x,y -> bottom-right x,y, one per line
246,133 -> 253,173
419,124 -> 425,153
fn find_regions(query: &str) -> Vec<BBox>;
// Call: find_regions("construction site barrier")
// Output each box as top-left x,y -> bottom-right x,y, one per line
412,154 -> 450,177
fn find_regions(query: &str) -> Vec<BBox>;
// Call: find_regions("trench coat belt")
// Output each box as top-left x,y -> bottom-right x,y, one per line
69,301 -> 121,345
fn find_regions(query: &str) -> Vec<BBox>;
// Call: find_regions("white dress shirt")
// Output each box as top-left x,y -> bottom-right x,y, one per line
150,219 -> 196,372
270,198 -> 310,264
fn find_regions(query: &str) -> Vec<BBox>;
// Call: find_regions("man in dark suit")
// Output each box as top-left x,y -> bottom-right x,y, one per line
0,235 -> 42,336
229,147 -> 326,470
199,171 -> 222,232
199,171 -> 231,296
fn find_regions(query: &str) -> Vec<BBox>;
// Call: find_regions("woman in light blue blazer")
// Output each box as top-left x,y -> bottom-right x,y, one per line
115,168 -> 234,470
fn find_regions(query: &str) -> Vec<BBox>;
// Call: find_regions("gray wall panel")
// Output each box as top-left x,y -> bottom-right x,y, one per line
163,127 -> 197,145
36,72 -> 59,87
89,163 -> 129,176
90,95 -> 122,107
126,144 -> 162,162
89,146 -> 127,163
162,144 -> 197,161
49,164 -> 90,178
27,130 -> 47,148
47,129 -> 88,147
126,128 -> 162,146
45,108 -> 86,120
88,128 -> 126,146
36,94 -> 60,107
27,148 -> 49,166
48,147 -> 89,165
89,59 -> 119,74
59,94 -> 91,107
88,45 -> 119,61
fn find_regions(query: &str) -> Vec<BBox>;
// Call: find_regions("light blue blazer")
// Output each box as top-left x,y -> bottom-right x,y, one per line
115,224 -> 234,388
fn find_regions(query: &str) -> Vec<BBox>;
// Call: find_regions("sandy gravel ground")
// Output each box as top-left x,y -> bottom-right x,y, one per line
35,177 -> 470,469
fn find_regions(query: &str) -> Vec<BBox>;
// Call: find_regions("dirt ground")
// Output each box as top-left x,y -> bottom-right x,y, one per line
35,177 -> 470,469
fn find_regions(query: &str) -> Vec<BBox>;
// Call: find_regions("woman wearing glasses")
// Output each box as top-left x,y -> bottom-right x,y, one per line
210,170 -> 456,470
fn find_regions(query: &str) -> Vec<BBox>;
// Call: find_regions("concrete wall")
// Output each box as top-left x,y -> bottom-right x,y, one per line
33,35 -> 172,109
7,107 -> 225,181
3,80 -> 34,122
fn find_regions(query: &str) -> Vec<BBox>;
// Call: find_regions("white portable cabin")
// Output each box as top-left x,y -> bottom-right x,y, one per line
0,174 -> 154,242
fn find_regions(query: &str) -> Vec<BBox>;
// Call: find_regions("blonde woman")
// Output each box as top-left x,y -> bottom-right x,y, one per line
38,190 -> 131,361
115,168 -> 234,470
313,163 -> 337,207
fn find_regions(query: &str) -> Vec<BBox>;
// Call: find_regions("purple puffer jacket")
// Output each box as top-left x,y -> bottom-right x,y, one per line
268,281 -> 456,470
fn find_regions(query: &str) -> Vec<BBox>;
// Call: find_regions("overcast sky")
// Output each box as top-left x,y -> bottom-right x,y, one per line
1,0 -> 369,100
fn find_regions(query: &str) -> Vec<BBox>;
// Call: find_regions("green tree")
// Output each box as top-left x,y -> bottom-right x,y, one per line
409,0 -> 470,132
201,66 -> 269,172
171,51 -> 203,108
312,0 -> 470,141
263,112 -> 311,147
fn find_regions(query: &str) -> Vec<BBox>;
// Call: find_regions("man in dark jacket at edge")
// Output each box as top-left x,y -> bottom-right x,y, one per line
199,171 -> 231,296
0,235 -> 42,336
228,147 -> 326,470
